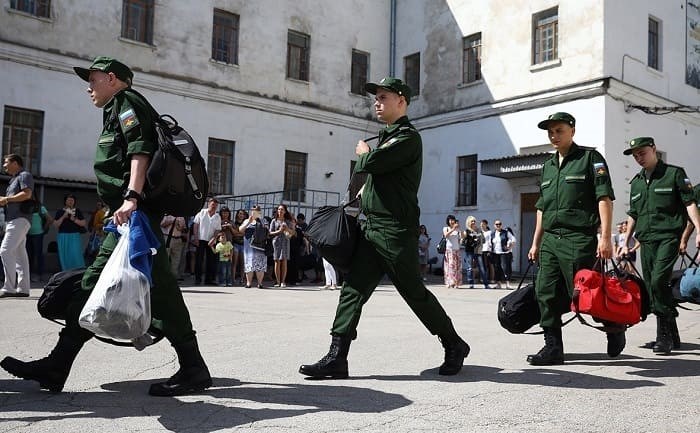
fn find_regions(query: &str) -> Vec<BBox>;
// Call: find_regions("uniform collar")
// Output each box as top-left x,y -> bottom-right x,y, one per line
547,142 -> 582,165
383,115 -> 410,133
638,159 -> 666,180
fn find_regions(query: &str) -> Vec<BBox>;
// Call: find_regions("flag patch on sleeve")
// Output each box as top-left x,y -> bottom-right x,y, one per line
119,108 -> 139,132
593,162 -> 607,176
684,178 -> 693,189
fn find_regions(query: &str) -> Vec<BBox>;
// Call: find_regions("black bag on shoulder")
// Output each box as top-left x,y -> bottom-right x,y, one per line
305,197 -> 360,274
250,219 -> 269,252
436,236 -> 447,254
117,89 -> 209,217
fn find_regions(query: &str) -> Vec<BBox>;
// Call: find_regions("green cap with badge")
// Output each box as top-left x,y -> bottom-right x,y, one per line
623,136 -> 655,155
73,56 -> 134,85
537,112 -> 576,130
365,77 -> 412,105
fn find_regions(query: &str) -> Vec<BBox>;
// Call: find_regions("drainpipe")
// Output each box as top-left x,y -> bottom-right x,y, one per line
390,0 -> 396,76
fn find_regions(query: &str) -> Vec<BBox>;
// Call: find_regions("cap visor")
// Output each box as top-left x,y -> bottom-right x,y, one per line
537,120 -> 551,130
623,148 -> 635,156
364,83 -> 379,95
73,67 -> 91,82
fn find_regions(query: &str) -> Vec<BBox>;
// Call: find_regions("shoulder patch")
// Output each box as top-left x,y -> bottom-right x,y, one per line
380,137 -> 399,148
593,162 -> 607,177
684,178 -> 693,190
119,108 -> 139,132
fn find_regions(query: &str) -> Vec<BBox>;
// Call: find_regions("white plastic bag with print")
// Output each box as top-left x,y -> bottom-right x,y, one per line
79,223 -> 151,340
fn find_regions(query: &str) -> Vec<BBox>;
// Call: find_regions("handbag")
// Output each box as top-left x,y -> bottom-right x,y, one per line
436,236 -> 447,254
671,252 -> 700,305
571,259 -> 642,326
305,197 -> 360,274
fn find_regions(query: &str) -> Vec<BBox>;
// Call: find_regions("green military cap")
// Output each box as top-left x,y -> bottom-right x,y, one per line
623,136 -> 655,155
365,77 -> 412,105
73,56 -> 134,85
537,112 -> 576,130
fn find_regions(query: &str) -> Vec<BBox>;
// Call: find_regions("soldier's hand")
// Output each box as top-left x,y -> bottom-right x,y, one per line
597,236 -> 613,259
113,199 -> 137,226
355,140 -> 370,156
695,232 -> 700,249
528,245 -> 539,262
679,240 -> 688,255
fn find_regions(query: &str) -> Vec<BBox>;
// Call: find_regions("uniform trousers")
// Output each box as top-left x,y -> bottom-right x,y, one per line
0,218 -> 31,294
536,231 -> 596,327
64,211 -> 196,345
639,237 -> 678,317
331,216 -> 453,339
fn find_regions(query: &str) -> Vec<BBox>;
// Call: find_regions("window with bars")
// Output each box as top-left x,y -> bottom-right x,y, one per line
212,9 -> 239,64
648,17 -> 661,70
351,50 -> 369,95
121,0 -> 154,45
10,0 -> 50,17
2,106 -> 44,175
457,155 -> 477,207
532,7 -> 558,65
287,30 -> 310,81
462,33 -> 482,84
207,138 -> 235,196
404,53 -> 420,96
284,150 -> 307,202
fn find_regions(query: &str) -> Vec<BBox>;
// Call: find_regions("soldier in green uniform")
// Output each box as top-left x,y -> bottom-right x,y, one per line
299,77 -> 469,378
622,137 -> 700,354
527,112 -> 620,365
1,57 -> 212,396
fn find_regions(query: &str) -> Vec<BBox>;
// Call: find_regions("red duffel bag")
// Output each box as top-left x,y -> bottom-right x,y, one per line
571,259 -> 642,325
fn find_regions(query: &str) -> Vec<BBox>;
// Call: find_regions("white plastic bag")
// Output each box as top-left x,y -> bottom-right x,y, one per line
79,223 -> 151,340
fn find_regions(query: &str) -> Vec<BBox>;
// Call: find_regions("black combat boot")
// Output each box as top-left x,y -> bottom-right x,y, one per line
0,333 -> 84,393
437,330 -> 470,376
299,334 -> 351,379
640,316 -> 681,350
527,326 -> 564,365
149,337 -> 212,396
604,322 -> 626,358
652,316 -> 673,354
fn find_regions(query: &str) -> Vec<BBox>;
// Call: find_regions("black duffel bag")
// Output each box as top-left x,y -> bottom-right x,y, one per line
38,268 -> 86,320
497,263 -> 540,334
305,197 -> 360,274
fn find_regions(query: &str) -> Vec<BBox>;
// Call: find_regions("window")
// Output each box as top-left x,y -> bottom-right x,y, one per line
9,0 -> 50,18
287,30 -> 310,81
121,0 -> 154,45
462,33 -> 482,83
2,106 -> 44,174
457,155 -> 477,207
350,50 -> 369,95
533,7 -> 558,64
207,138 -> 235,195
648,17 -> 661,70
404,53 -> 420,96
284,150 -> 307,202
212,9 -> 239,64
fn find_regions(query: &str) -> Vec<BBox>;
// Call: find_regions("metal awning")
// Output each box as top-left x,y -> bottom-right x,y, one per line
479,152 -> 552,179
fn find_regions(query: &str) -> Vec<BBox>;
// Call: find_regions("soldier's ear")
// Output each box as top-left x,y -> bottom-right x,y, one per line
571,126 -> 575,137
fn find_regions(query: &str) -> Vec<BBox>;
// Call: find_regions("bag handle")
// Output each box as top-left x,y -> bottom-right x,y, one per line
571,258 -> 630,333
46,318 -> 164,347
520,261 -> 576,335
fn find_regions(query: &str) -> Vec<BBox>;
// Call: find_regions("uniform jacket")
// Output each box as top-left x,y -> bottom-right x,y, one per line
627,159 -> 695,242
95,89 -> 156,211
354,115 -> 421,227
535,143 -> 615,235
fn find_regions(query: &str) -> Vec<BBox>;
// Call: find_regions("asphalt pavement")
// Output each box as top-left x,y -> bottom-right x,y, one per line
1,278 -> 698,433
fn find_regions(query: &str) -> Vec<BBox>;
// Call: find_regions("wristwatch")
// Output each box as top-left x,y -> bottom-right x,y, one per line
123,189 -> 143,203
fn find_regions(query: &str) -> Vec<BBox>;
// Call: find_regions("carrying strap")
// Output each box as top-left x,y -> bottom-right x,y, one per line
46,318 -> 164,347
674,252 -> 700,311
519,261 -> 575,335
165,217 -> 176,249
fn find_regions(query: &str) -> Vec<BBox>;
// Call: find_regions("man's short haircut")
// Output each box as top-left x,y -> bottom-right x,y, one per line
4,153 -> 23,166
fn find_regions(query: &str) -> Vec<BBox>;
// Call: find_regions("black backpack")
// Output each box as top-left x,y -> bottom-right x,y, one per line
116,89 -> 209,217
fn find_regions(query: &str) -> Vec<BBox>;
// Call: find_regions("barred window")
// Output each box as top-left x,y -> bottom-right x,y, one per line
533,7 -> 558,64
10,0 -> 50,18
212,9 -> 239,64
207,138 -> 235,195
287,30 -> 310,81
284,150 -> 307,202
2,106 -> 44,175
351,50 -> 369,95
457,155 -> 477,207
121,0 -> 154,45
404,52 -> 420,96
462,33 -> 482,83
648,17 -> 661,70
